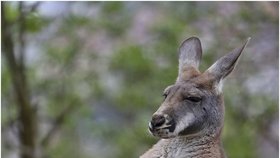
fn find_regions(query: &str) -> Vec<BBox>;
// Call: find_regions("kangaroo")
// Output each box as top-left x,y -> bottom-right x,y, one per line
140,37 -> 250,158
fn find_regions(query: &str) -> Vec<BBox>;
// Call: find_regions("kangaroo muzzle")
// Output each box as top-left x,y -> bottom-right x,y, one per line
148,114 -> 176,138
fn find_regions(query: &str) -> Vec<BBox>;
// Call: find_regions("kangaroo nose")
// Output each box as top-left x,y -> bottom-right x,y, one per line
150,115 -> 165,129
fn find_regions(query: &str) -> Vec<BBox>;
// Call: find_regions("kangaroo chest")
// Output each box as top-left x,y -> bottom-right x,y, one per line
141,138 -> 224,158
164,141 -> 222,158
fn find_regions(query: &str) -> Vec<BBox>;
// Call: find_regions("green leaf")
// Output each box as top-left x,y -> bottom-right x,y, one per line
4,3 -> 19,23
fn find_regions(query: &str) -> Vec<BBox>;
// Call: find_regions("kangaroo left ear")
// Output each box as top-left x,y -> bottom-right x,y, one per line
206,38 -> 250,83
177,37 -> 202,81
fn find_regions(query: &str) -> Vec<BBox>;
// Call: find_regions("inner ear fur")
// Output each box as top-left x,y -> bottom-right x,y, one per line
205,38 -> 250,82
178,37 -> 202,81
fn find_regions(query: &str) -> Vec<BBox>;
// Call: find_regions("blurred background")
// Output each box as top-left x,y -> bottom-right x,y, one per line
1,1 -> 279,158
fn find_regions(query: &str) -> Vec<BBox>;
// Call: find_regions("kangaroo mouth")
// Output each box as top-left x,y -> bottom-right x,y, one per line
148,121 -> 176,139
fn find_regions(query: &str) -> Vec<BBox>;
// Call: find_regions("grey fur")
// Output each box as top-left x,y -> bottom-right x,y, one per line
178,37 -> 202,74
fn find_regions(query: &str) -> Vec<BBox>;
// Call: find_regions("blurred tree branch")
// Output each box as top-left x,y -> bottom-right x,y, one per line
41,103 -> 77,147
3,2 -> 81,157
29,2 -> 41,13
2,2 -> 36,158
18,2 -> 26,73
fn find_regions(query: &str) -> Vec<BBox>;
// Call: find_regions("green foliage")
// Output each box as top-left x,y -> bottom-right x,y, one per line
1,65 -> 12,96
25,12 -> 50,33
3,3 -> 19,23
46,41 -> 79,67
165,2 -> 198,22
101,2 -> 124,14
223,120 -> 257,158
111,115 -> 157,158
99,2 -> 131,37
65,14 -> 91,27
110,45 -> 154,82
47,132 -> 86,158
239,2 -> 278,24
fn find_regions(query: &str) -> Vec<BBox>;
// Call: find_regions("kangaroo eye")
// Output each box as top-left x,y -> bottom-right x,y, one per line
162,93 -> 168,99
185,96 -> 201,102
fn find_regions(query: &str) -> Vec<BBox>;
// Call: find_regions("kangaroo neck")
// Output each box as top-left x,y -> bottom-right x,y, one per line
161,134 -> 225,158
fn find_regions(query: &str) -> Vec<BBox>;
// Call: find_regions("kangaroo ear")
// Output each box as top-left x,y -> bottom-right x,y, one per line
178,37 -> 202,77
206,38 -> 250,83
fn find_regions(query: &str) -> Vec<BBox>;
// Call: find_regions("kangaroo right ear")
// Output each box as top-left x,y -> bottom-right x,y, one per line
178,37 -> 202,79
206,38 -> 250,81
205,38 -> 250,93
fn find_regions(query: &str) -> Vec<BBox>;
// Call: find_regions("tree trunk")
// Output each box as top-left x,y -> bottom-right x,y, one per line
2,2 -> 37,158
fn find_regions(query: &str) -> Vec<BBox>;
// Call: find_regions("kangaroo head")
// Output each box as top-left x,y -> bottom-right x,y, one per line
149,37 -> 250,139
